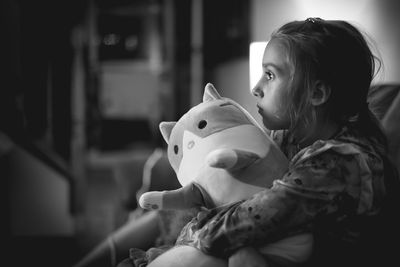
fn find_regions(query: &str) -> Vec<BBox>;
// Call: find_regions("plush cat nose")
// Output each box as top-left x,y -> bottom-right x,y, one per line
187,140 -> 195,149
182,130 -> 201,153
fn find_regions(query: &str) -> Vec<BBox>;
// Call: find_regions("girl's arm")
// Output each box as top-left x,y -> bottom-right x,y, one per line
176,144 -> 377,258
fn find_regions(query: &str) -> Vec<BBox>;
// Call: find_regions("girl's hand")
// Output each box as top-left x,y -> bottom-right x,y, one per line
228,247 -> 268,267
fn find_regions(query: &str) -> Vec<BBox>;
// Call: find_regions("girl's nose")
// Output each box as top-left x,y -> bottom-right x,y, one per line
252,85 -> 263,98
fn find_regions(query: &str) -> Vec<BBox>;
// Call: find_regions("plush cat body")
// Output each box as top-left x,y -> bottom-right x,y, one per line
138,83 -> 313,266
139,83 -> 289,210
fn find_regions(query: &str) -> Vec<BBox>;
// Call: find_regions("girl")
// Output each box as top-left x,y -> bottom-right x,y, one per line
173,18 -> 400,267
127,18 -> 400,267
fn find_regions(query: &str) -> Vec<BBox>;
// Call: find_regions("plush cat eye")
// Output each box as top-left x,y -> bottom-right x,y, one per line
174,145 -> 179,154
198,120 -> 207,129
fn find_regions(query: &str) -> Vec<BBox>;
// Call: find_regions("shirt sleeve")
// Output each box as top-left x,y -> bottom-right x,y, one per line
175,140 -> 380,258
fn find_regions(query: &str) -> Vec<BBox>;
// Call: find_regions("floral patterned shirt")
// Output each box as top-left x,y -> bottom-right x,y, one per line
175,125 -> 389,262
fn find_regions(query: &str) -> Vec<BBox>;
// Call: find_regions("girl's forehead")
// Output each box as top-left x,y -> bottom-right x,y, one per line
264,39 -> 286,57
263,39 -> 290,68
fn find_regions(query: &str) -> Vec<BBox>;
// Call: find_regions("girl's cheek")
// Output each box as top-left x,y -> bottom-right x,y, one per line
271,108 -> 282,119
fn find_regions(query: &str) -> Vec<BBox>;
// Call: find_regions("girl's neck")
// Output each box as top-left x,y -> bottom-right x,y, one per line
295,118 -> 341,149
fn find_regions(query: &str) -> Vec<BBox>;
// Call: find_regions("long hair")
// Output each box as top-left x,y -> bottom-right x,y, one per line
270,18 -> 386,147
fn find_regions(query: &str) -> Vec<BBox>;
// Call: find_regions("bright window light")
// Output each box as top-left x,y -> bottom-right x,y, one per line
249,41 -> 268,91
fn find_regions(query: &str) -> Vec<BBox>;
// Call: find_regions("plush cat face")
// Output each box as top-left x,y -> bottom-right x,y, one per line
160,83 -> 267,187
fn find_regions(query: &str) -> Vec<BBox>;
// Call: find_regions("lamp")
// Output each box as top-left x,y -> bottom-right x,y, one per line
249,41 -> 268,91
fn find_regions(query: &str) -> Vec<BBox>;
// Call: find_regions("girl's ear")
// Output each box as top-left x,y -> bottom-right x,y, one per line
311,81 -> 331,106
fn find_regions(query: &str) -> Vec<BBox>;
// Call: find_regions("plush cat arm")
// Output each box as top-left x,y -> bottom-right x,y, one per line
206,148 -> 261,171
139,183 -> 211,210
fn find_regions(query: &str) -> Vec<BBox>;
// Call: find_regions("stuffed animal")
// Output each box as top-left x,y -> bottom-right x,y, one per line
139,83 -> 289,211
137,83 -> 313,267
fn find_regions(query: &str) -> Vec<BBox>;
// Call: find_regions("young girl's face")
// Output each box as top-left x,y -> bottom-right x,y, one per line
252,39 -> 292,130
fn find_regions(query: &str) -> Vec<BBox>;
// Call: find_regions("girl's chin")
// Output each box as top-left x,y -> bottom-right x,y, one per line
262,118 -> 286,131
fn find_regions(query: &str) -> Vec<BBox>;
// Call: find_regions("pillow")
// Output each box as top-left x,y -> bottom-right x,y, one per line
368,83 -> 400,121
368,83 -> 400,174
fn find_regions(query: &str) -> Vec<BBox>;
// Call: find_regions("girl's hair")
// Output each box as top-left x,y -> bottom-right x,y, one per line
271,18 -> 386,146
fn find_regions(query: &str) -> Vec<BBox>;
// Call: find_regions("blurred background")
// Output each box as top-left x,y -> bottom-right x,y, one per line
1,0 -> 399,266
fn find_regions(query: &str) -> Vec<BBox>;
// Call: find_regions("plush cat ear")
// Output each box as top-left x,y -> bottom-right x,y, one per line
159,121 -> 176,144
203,83 -> 222,102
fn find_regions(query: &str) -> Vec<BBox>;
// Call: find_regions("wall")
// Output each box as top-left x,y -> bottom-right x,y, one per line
3,136 -> 74,236
100,60 -> 162,123
213,59 -> 257,120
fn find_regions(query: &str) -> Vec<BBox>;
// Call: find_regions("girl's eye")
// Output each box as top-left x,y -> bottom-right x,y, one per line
265,71 -> 274,80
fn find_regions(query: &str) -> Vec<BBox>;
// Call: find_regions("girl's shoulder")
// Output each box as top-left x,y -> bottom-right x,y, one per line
291,126 -> 384,166
282,126 -> 386,215
270,126 -> 385,171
